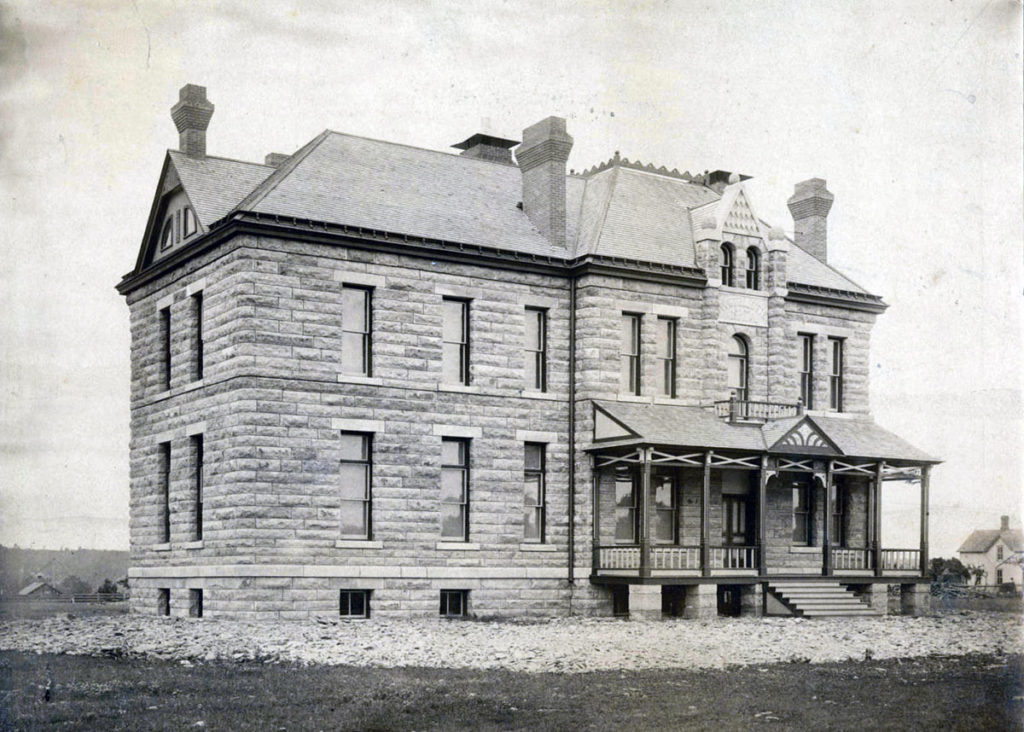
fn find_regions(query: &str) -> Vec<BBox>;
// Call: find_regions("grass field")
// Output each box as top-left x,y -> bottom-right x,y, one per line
0,602 -> 128,620
1,651 -> 1020,731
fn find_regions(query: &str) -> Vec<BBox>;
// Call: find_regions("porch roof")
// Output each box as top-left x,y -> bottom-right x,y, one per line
590,401 -> 938,464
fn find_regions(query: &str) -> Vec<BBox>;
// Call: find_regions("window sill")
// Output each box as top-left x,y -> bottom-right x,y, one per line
337,374 -> 383,386
519,390 -> 559,401
519,543 -> 557,552
335,539 -> 384,549
789,546 -> 821,554
653,396 -> 689,406
720,285 -> 769,298
151,543 -> 171,552
437,384 -> 479,394
436,542 -> 480,551
182,540 -> 204,550
616,394 -> 649,404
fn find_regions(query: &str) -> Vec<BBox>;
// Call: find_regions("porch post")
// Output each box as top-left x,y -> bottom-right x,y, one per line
920,464 -> 930,577
758,454 -> 768,576
822,460 -> 833,576
701,451 -> 712,577
591,456 -> 600,572
639,447 -> 652,578
873,462 -> 884,577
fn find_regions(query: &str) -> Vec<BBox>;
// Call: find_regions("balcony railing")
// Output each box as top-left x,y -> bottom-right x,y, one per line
713,398 -> 803,423
651,545 -> 701,570
832,548 -> 873,570
881,548 -> 921,572
710,546 -> 757,570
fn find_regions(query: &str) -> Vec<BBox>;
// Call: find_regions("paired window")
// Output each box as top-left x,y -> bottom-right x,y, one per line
727,335 -> 749,402
440,589 -> 468,617
720,244 -> 735,286
339,433 -> 373,539
440,438 -> 470,540
792,483 -> 811,545
342,286 -> 372,377
188,588 -> 203,618
656,317 -> 677,398
442,299 -> 470,385
523,443 -> 546,542
159,442 -> 171,543
524,307 -> 547,391
339,590 -> 370,618
745,248 -> 760,290
620,313 -> 642,395
157,588 -> 170,617
159,206 -> 198,251
192,292 -> 204,381
829,338 -> 844,411
191,435 -> 204,541
651,469 -> 677,544
613,466 -> 638,543
799,334 -> 814,409
160,307 -> 171,390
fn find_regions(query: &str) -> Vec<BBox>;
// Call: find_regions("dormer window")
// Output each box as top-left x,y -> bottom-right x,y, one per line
182,207 -> 197,239
745,247 -> 760,290
159,219 -> 174,251
720,243 -> 735,287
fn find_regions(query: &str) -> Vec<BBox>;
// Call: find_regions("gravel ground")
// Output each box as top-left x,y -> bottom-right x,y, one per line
1,612 -> 1020,673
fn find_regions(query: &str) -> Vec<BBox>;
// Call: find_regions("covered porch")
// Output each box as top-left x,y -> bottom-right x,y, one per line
588,401 -> 938,619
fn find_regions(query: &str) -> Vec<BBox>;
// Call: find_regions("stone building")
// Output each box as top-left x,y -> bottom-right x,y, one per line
117,85 -> 937,620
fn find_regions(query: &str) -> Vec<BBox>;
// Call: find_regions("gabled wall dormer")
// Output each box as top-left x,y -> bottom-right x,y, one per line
153,186 -> 201,263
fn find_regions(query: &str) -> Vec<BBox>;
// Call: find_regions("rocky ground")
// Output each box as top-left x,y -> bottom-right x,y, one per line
1,611 -> 1020,673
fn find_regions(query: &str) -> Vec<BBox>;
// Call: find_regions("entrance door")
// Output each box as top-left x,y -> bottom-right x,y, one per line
723,495 -> 748,546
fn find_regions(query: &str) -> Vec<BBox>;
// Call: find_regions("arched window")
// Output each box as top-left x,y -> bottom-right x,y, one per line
159,218 -> 174,251
727,335 -> 749,402
182,207 -> 197,239
745,247 -> 760,290
720,243 -> 734,287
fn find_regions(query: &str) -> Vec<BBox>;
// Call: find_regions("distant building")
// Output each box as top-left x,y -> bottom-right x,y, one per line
957,515 -> 1022,588
18,581 -> 62,599
117,84 -> 938,621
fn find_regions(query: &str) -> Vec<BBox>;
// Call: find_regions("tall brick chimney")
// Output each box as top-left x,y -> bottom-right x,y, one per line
171,84 -> 214,158
787,178 -> 834,262
1001,515 -> 1009,531
515,117 -> 573,248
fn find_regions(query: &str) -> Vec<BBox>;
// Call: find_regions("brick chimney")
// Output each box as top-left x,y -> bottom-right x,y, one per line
1001,515 -> 1009,531
787,178 -> 834,262
515,117 -> 573,248
171,84 -> 214,158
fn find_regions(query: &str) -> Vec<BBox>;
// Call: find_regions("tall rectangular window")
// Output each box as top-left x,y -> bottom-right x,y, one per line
656,317 -> 677,398
524,307 -> 547,392
157,588 -> 170,616
191,435 -> 203,541
792,483 -> 810,545
799,333 -> 814,409
620,313 -> 641,395
342,286 -> 372,376
339,432 -> 372,539
440,438 -> 469,540
159,442 -> 171,543
651,469 -> 677,544
829,338 -> 844,411
613,467 -> 638,543
188,588 -> 203,618
193,292 -> 204,381
523,443 -> 546,542
830,484 -> 845,547
442,299 -> 470,385
161,307 -> 171,390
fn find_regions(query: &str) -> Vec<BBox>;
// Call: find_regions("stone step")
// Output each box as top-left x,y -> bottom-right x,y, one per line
768,581 -> 879,618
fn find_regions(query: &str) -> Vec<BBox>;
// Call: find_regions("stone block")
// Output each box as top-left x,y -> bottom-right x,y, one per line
683,584 -> 717,620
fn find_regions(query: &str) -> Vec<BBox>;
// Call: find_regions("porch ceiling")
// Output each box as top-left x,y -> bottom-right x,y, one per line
590,401 -> 938,465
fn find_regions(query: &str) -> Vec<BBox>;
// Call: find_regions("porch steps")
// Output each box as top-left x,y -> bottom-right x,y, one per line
768,581 -> 880,618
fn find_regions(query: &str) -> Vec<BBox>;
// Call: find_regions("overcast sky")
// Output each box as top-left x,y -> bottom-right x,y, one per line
1,0 -> 1020,556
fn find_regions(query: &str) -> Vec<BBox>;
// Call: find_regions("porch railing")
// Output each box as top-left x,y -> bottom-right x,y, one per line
598,545 -> 640,570
650,545 -> 701,570
832,548 -> 873,570
710,545 -> 757,570
881,548 -> 921,571
713,398 -> 802,422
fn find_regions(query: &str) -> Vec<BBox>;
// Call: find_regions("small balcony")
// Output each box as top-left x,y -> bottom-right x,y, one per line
713,397 -> 803,424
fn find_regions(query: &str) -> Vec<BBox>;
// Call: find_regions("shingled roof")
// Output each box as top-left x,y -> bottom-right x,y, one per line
958,528 -> 1023,554
141,128 -> 878,300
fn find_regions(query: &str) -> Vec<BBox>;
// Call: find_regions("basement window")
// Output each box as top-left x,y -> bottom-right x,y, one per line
339,590 -> 370,618
189,588 -> 203,618
157,588 -> 170,617
440,589 -> 468,618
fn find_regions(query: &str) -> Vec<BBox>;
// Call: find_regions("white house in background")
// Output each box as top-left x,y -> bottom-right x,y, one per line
957,515 -> 1023,588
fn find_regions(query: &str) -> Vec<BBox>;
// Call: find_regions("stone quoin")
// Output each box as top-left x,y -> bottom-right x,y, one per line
117,84 -> 938,621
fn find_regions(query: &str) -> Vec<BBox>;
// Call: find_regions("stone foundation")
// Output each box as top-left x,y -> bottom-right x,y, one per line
683,584 -> 717,620
740,583 -> 763,617
628,584 -> 663,621
900,582 -> 931,616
